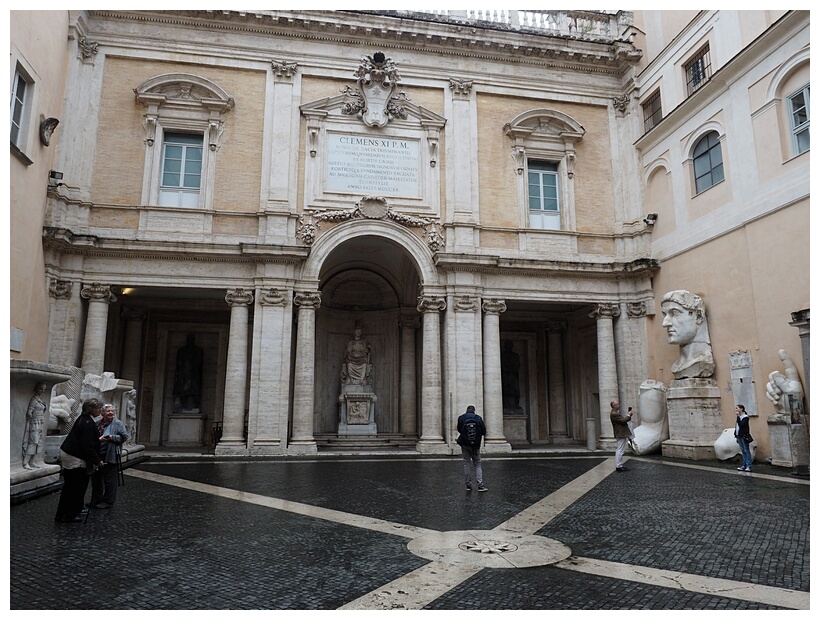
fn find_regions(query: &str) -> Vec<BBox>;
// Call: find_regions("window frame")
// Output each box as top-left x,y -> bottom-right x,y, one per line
158,131 -> 205,208
9,56 -> 38,164
642,89 -> 663,133
504,109 -> 584,232
526,160 -> 561,231
135,73 -> 234,210
685,45 -> 712,97
691,130 -> 724,195
787,83 -> 810,156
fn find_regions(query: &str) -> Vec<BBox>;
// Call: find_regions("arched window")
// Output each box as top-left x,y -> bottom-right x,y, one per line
692,131 -> 724,194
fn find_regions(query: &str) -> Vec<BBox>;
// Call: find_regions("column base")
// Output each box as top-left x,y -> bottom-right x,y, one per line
597,438 -> 617,451
415,440 -> 450,455
483,440 -> 512,453
214,441 -> 248,456
287,441 -> 318,455
249,440 -> 284,456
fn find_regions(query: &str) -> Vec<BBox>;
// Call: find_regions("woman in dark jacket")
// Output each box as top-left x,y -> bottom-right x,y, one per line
734,404 -> 753,472
54,398 -> 105,523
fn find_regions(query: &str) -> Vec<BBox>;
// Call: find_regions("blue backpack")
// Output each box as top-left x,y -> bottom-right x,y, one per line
463,418 -> 480,446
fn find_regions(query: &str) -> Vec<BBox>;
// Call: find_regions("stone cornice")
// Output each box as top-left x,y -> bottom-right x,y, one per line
435,253 -> 659,280
87,10 -> 641,76
42,227 -> 309,265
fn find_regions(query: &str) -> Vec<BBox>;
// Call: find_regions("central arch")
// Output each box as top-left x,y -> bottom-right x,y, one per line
300,219 -> 441,444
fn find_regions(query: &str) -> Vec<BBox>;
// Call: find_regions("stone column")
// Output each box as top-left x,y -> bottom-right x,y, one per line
416,294 -> 447,452
120,307 -> 146,387
290,290 -> 321,453
547,321 -> 568,439
590,303 -> 620,443
216,288 -> 254,453
80,283 -> 116,375
482,298 -> 511,452
48,278 -> 83,367
399,315 -> 419,436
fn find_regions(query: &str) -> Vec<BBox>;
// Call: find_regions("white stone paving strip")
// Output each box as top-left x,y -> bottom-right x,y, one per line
555,556 -> 810,610
125,468 -> 437,539
338,562 -> 481,610
495,457 -> 616,535
127,459 -> 809,610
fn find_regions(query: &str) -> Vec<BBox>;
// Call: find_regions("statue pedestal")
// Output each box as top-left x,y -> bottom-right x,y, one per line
338,386 -> 377,435
767,414 -> 809,472
503,414 -> 528,443
662,378 -> 722,460
166,413 -> 206,446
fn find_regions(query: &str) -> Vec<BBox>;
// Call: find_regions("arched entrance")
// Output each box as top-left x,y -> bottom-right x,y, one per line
299,219 -> 441,449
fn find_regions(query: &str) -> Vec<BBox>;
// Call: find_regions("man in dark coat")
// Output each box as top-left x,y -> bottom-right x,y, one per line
54,398 -> 105,523
610,400 -> 633,472
457,405 -> 488,492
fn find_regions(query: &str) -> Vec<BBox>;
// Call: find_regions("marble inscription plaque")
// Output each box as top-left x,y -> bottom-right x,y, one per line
326,133 -> 420,197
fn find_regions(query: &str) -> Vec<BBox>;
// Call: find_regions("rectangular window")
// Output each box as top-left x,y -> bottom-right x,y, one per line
685,45 -> 711,96
159,132 -> 203,208
642,90 -> 662,133
10,69 -> 30,148
527,161 -> 560,230
788,84 -> 810,155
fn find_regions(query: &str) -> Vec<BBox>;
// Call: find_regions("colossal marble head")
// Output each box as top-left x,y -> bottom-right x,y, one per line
660,290 -> 714,379
660,290 -> 710,346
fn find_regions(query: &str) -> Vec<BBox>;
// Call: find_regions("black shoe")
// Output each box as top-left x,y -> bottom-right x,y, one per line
616,467 -> 629,472
466,485 -> 472,491
477,484 -> 488,492
94,502 -> 112,509
56,515 -> 84,523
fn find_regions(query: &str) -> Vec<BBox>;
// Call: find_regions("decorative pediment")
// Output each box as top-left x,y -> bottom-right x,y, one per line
504,109 -> 585,142
134,73 -> 235,114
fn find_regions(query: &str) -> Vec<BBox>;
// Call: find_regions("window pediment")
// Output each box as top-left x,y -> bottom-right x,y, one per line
134,73 -> 234,114
504,109 -> 585,143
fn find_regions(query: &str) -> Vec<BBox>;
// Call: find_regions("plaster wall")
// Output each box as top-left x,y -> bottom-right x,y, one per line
647,199 -> 809,456
10,10 -> 71,361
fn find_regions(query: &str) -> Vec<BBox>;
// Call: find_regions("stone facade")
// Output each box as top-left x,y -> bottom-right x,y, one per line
11,10 -> 810,461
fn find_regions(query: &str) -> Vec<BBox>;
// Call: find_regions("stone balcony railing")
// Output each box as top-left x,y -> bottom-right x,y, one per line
362,9 -> 630,42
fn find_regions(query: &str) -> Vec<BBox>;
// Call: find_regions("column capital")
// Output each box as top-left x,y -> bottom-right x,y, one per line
417,295 -> 446,314
260,287 -> 288,306
80,283 -> 116,304
453,294 -> 479,312
590,303 -> 620,319
626,301 -> 647,317
294,290 -> 322,310
49,279 -> 73,299
449,78 -> 474,98
482,298 -> 507,315
225,288 -> 254,307
546,320 -> 567,334
271,59 -> 298,81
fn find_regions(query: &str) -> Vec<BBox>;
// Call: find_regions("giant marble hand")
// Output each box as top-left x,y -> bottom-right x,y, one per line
766,349 -> 803,417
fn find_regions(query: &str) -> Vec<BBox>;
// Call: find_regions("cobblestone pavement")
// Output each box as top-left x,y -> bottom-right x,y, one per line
9,454 -> 810,610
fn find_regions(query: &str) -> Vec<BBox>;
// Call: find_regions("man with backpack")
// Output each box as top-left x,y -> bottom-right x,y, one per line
457,405 -> 488,492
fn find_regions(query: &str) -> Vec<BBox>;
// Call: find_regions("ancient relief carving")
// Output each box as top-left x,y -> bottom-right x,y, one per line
49,279 -> 73,299
271,60 -> 298,80
124,389 -> 137,446
22,382 -> 48,469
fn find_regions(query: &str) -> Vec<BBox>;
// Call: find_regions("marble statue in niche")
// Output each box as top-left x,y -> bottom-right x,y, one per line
341,323 -> 373,387
173,333 -> 203,412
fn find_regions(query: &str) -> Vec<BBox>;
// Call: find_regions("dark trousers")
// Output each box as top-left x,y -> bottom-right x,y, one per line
55,467 -> 90,520
91,463 -> 119,505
